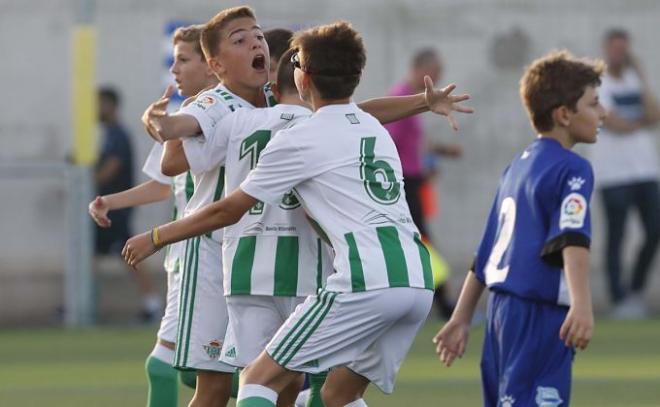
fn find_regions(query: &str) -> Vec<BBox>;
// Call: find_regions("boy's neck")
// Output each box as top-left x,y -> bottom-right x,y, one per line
539,128 -> 576,150
310,95 -> 352,111
222,80 -> 267,107
278,93 -> 309,108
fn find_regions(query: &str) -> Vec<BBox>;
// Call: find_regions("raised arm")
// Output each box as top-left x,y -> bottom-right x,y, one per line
122,189 -> 258,267
88,180 -> 171,227
558,246 -> 593,350
358,76 -> 474,130
142,86 -> 202,142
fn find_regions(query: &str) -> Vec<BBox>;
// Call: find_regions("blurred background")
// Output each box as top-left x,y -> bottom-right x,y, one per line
1,0 -> 659,405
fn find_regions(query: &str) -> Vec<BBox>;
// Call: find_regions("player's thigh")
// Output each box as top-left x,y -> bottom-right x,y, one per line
175,236 -> 232,372
157,270 -> 182,343
222,296 -> 287,367
266,288 -> 429,386
346,288 -> 433,394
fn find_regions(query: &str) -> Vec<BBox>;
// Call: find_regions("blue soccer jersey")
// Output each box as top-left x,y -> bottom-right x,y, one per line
473,137 -> 594,305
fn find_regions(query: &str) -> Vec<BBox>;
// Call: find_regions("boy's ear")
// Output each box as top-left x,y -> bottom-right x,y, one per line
271,82 -> 282,101
552,105 -> 571,128
208,57 -> 225,77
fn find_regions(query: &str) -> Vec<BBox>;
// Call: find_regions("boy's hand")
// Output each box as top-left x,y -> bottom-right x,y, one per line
88,196 -> 111,227
122,232 -> 158,268
433,319 -> 470,367
423,75 -> 474,131
559,304 -> 594,350
142,86 -> 174,142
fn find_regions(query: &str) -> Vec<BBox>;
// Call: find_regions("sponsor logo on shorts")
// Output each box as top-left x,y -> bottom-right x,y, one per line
194,96 -> 216,110
224,346 -> 236,359
559,192 -> 587,229
535,386 -> 562,406
500,395 -> 515,407
203,340 -> 222,360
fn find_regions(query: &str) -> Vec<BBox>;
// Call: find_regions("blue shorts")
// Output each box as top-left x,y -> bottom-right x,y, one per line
481,291 -> 574,406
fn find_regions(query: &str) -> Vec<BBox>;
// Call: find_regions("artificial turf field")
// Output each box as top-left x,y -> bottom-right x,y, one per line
1,320 -> 659,406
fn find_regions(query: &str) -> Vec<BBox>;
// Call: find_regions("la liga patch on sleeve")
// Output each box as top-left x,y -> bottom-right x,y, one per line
559,192 -> 587,229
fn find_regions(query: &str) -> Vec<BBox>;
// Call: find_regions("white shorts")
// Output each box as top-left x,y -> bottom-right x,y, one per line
156,269 -> 181,343
266,287 -> 433,394
174,236 -> 234,373
221,295 -> 306,368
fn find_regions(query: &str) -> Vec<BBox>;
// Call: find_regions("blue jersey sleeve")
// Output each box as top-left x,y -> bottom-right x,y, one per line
540,157 -> 594,267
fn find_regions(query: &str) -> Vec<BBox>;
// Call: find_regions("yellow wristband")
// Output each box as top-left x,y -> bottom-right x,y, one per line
151,227 -> 161,247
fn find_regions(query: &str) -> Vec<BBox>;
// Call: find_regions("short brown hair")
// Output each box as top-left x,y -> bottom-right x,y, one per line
265,28 -> 293,63
201,6 -> 257,60
173,24 -> 205,59
276,48 -> 297,95
520,50 -> 604,133
290,21 -> 366,100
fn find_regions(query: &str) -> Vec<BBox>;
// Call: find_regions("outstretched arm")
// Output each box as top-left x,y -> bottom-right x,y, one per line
88,180 -> 171,227
122,189 -> 257,267
358,76 -> 474,130
433,270 -> 484,367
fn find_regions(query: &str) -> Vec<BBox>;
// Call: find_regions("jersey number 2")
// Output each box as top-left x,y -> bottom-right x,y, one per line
484,197 -> 516,285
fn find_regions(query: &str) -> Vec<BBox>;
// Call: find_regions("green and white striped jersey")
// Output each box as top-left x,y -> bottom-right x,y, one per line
142,142 -> 193,273
241,103 -> 433,293
179,84 -> 253,243
205,104 -> 333,296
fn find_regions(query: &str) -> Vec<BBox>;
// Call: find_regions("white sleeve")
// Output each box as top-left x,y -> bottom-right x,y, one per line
178,91 -> 231,140
141,142 -> 171,185
182,134 -> 227,176
599,80 -> 615,111
240,130 -> 309,205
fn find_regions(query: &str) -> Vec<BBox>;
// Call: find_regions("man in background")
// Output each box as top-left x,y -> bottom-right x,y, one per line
590,29 -> 660,320
95,86 -> 161,322
384,48 -> 463,319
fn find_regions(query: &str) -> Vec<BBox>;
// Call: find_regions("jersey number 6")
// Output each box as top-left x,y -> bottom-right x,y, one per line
359,137 -> 401,205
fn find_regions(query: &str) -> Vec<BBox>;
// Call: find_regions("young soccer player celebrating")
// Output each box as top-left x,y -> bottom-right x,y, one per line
124,21 -> 472,407
434,51 -> 606,406
89,24 -> 215,407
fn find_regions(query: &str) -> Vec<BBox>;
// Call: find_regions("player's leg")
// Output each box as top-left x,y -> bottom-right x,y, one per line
486,292 -> 573,406
630,181 -> 660,295
320,368 -> 369,407
175,236 -> 234,406
146,339 -> 179,407
600,185 -> 632,304
237,352 -> 302,406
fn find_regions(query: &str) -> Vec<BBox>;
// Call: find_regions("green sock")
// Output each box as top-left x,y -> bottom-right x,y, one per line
307,372 -> 328,407
145,355 -> 178,407
237,398 -> 276,407
236,384 -> 277,407
231,369 -> 241,398
179,369 -> 197,389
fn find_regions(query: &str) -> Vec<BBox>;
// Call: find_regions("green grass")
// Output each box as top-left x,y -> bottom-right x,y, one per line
1,320 -> 659,406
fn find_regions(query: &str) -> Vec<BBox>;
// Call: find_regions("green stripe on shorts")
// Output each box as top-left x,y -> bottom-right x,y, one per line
377,226 -> 409,287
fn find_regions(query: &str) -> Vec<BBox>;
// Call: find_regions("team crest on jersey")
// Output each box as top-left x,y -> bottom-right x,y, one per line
279,190 -> 301,209
203,339 -> 222,359
535,386 -> 562,406
567,176 -> 586,191
194,96 -> 216,110
500,395 -> 515,407
560,192 -> 587,229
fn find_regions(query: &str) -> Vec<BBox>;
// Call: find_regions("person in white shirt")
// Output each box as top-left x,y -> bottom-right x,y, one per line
589,28 -> 660,319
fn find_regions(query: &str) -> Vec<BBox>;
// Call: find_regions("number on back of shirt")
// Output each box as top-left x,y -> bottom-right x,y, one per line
484,197 -> 516,285
359,137 -> 401,205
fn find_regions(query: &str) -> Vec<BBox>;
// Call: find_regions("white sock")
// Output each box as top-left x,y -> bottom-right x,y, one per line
237,384 -> 278,403
344,399 -> 368,407
149,342 -> 175,365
